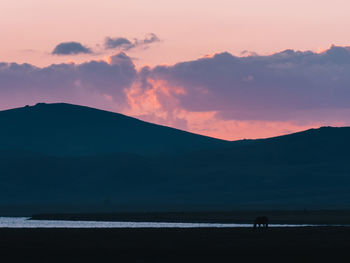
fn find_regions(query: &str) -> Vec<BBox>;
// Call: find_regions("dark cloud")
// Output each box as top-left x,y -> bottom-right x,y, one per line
141,33 -> 160,45
52,42 -> 92,55
104,37 -> 133,50
104,33 -> 160,51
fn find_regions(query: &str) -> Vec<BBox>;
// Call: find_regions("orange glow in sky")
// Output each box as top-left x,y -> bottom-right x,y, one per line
120,77 -> 346,140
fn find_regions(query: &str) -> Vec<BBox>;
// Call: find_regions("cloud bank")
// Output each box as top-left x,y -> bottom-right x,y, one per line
147,46 -> 350,122
52,42 -> 92,55
2,45 -> 350,140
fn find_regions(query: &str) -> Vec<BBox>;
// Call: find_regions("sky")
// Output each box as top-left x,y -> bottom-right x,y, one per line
1,0 -> 350,140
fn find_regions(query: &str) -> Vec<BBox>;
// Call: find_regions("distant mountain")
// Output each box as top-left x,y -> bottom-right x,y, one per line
0,103 -> 350,214
0,103 -> 227,156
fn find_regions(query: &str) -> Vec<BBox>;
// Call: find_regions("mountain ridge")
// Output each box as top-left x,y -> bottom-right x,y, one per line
0,102 -> 228,156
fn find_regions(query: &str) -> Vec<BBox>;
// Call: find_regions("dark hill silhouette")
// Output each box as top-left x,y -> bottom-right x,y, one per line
0,103 -> 227,156
0,103 -> 350,213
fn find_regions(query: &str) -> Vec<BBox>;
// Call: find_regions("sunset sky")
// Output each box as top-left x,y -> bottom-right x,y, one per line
1,0 -> 350,140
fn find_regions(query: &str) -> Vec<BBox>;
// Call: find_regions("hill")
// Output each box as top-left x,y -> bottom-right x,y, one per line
0,103 -> 227,156
0,103 -> 350,214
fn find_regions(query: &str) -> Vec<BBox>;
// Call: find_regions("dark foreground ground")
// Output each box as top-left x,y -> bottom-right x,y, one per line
1,227 -> 350,262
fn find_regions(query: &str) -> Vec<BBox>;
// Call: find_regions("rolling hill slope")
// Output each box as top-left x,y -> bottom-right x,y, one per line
0,103 -> 350,213
0,103 -> 227,156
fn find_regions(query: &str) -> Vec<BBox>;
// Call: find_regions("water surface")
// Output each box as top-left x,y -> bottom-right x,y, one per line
0,217 -> 341,228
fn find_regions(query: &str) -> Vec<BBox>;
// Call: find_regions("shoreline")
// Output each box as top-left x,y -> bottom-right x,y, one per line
3,217 -> 347,228
29,210 -> 350,225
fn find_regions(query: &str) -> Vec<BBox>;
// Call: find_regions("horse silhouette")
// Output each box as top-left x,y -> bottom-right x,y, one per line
254,216 -> 269,228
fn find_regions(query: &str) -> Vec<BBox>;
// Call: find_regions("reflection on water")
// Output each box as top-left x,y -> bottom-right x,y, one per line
0,217 -> 339,228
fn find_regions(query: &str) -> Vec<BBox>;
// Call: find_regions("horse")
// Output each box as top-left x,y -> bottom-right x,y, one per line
254,216 -> 269,228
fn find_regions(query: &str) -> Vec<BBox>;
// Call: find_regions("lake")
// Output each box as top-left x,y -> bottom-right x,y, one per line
0,217 -> 341,228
